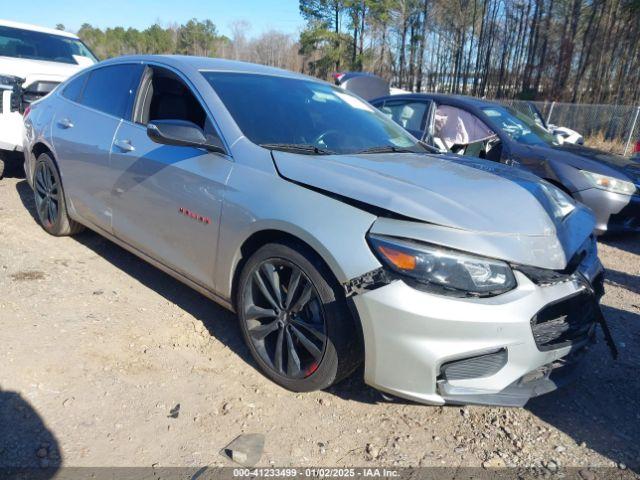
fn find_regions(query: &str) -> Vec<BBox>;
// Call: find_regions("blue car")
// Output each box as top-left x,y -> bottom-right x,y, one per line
371,93 -> 640,235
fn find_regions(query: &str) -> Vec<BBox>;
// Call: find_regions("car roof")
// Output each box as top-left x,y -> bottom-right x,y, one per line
337,71 -> 381,82
101,55 -> 321,83
372,92 -> 501,109
0,19 -> 80,39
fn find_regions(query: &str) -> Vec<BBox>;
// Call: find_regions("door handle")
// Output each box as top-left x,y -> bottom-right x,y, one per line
114,139 -> 135,152
57,118 -> 74,129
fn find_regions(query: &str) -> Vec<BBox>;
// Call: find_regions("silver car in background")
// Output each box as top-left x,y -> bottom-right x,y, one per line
23,55 -> 607,406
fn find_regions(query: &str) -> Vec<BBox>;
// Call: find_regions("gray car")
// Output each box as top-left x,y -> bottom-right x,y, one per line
23,55 -> 608,406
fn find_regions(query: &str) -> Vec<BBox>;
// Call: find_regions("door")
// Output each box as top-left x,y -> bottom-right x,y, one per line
376,99 -> 432,139
52,63 -> 142,231
109,65 -> 232,290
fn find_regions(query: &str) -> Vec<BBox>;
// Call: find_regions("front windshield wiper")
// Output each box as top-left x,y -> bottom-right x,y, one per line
259,143 -> 335,155
354,145 -> 420,154
418,140 -> 445,154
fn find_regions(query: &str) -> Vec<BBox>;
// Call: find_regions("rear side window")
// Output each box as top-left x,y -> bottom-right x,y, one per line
61,73 -> 88,102
79,64 -> 142,118
380,101 -> 427,132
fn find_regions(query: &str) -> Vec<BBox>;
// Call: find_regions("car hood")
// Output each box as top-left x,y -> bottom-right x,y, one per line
273,151 -> 595,269
274,151 -> 579,236
0,56 -> 89,87
529,142 -> 640,182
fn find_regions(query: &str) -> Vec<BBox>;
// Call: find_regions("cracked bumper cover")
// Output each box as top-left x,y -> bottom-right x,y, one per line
351,255 -> 604,406
437,345 -> 588,407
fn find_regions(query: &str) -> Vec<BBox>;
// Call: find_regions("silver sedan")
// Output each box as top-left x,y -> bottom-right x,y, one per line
23,55 -> 606,406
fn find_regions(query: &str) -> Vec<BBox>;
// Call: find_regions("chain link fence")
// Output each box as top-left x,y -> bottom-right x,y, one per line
502,99 -> 640,156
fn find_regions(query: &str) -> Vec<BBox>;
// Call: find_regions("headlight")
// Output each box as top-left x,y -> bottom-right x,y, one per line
368,234 -> 517,297
539,181 -> 575,219
581,170 -> 636,195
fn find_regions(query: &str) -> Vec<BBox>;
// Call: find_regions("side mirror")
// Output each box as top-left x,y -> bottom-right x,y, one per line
147,120 -> 225,154
551,129 -> 565,145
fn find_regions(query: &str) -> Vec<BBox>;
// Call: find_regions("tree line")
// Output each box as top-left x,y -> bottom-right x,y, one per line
298,0 -> 640,105
73,0 -> 640,106
75,20 -> 300,72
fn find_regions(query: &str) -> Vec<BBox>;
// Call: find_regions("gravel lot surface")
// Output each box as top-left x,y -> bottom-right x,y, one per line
1,173 -> 639,472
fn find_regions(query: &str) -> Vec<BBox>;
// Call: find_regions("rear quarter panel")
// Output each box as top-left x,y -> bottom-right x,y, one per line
23,97 -> 58,187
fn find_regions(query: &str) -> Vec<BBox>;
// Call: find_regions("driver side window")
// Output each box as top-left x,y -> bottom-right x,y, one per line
134,66 -> 222,147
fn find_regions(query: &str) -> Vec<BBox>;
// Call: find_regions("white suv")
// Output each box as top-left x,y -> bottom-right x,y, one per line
0,19 -> 97,178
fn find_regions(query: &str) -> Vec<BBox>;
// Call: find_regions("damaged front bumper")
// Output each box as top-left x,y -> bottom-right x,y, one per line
350,244 -> 605,407
437,342 -> 590,407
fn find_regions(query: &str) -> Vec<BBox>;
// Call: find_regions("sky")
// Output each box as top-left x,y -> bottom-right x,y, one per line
0,0 -> 306,38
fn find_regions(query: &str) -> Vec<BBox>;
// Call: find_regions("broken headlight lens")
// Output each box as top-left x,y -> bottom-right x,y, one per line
581,170 -> 636,196
368,234 -> 516,297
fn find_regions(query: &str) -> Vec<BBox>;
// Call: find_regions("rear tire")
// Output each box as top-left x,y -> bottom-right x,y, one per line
236,242 -> 362,392
33,153 -> 84,236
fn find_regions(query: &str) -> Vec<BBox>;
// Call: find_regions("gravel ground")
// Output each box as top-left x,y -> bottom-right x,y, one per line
0,173 -> 639,472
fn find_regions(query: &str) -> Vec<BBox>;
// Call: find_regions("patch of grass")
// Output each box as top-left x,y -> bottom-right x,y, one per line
583,132 -> 627,155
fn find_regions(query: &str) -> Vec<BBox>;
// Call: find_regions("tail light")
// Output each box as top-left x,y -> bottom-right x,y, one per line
23,104 -> 31,118
634,140 -> 640,154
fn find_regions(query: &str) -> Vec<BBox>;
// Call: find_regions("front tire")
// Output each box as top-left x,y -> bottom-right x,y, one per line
33,153 -> 84,236
236,242 -> 362,392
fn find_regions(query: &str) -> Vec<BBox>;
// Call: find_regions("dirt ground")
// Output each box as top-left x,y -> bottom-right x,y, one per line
1,172 -> 639,471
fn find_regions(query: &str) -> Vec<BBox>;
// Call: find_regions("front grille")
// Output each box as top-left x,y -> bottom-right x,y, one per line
531,291 -> 598,350
11,83 -> 23,112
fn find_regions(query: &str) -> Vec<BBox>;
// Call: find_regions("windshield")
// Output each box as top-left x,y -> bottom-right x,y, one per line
482,106 -> 558,146
0,25 -> 98,65
201,71 -> 424,155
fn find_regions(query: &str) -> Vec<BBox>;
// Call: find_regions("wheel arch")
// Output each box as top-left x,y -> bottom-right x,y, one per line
229,227 -> 345,310
32,141 -> 54,161
229,226 -> 366,369
29,141 -> 58,187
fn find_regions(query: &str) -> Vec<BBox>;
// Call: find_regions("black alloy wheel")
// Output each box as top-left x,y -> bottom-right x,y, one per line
242,258 -> 327,379
236,242 -> 362,392
34,160 -> 60,228
33,153 -> 84,236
